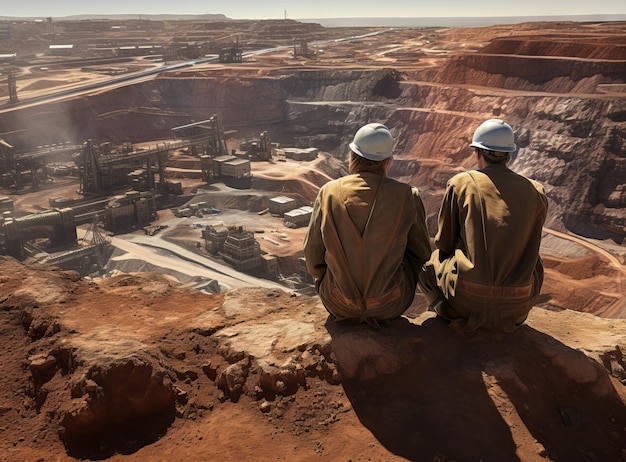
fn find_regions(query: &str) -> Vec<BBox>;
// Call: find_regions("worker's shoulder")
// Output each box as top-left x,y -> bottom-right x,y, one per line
447,170 -> 478,187
318,177 -> 342,193
504,170 -> 546,196
526,177 -> 546,195
383,176 -> 411,188
383,176 -> 418,194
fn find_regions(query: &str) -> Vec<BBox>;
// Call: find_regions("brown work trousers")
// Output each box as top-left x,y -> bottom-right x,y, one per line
418,259 -> 544,333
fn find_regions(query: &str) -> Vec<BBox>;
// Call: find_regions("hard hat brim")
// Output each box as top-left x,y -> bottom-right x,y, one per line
349,142 -> 392,161
469,141 -> 517,153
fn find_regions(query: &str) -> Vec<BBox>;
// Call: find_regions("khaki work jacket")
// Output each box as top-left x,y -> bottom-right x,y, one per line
427,163 -> 548,331
304,172 -> 431,321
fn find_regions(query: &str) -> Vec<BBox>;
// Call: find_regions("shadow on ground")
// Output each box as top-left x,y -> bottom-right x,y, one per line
327,315 -> 626,461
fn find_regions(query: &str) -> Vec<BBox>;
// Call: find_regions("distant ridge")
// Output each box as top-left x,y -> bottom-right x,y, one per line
299,14 -> 626,27
0,13 -> 229,21
0,13 -> 624,27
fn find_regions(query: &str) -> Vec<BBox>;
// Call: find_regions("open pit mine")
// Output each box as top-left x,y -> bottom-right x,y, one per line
0,17 -> 625,462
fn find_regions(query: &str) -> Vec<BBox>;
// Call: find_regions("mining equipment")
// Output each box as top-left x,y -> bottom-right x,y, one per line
78,140 -> 170,195
238,131 -> 273,161
7,72 -> 18,104
2,115 -> 234,194
143,224 -> 168,236
1,207 -> 77,258
0,188 -> 122,260
78,116 -> 232,195
171,202 -> 219,218
201,223 -> 279,279
219,37 -> 242,63
28,216 -> 113,276
171,115 -> 231,157
0,139 -> 82,191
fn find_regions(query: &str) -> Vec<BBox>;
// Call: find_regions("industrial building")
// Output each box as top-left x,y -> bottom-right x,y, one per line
202,222 -> 230,255
47,44 -> 75,56
221,227 -> 262,271
269,196 -> 297,216
293,39 -> 311,58
283,147 -> 318,161
0,204 -> 112,275
203,224 -> 262,272
200,154 -> 252,185
219,38 -> 242,63
220,157 -> 251,179
104,191 -> 157,232
0,23 -> 11,40
117,45 -> 164,57
284,205 -> 313,228
262,254 -> 278,279
75,116 -> 233,195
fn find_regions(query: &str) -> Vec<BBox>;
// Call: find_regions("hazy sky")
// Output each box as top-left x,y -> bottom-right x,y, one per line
2,1 -> 625,19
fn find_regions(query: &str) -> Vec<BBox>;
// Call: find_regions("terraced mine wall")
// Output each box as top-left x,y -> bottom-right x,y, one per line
438,53 -> 626,92
1,51 -> 624,243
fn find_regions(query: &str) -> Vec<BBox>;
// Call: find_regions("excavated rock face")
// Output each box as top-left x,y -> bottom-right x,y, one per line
427,29 -> 626,241
437,53 -> 625,93
480,36 -> 626,61
0,25 -> 623,242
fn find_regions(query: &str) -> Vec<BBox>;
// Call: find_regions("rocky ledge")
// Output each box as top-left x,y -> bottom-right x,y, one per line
1,256 -> 625,461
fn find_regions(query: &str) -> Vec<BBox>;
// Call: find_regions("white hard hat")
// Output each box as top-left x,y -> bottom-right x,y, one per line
349,123 -> 394,161
469,119 -> 517,153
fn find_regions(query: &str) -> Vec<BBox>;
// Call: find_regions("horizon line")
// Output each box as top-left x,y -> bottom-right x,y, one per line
1,13 -> 625,19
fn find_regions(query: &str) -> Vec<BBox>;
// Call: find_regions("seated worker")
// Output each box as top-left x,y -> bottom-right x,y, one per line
419,118 -> 548,333
304,122 -> 432,327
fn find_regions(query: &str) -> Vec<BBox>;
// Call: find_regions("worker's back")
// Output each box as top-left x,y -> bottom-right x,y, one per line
436,163 -> 548,287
